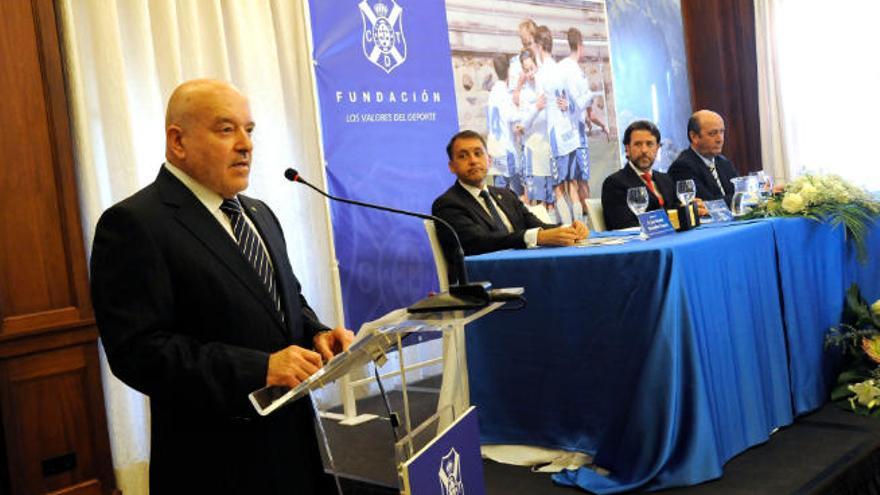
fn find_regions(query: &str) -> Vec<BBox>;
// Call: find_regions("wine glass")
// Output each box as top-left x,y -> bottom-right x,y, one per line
626,187 -> 649,216
676,179 -> 696,206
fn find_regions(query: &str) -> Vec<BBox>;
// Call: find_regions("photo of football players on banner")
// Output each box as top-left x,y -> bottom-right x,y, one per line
445,0 -> 621,225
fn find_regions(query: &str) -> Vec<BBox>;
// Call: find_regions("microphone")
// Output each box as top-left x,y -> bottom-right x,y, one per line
284,168 -> 493,312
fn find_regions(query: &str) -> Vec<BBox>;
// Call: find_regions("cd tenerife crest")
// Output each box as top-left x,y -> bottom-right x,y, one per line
438,447 -> 464,495
359,0 -> 407,73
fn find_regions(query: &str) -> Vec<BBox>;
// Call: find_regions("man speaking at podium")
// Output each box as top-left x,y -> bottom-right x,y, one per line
432,130 -> 588,274
90,79 -> 353,494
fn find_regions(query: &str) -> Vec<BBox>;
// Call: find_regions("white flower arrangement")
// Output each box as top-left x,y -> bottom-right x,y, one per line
747,174 -> 880,260
849,379 -> 880,410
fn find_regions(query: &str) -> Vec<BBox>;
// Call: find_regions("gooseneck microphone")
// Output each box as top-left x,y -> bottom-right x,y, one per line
284,168 -> 492,311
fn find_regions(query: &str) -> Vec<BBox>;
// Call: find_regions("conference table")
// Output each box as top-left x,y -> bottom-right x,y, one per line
463,217 -> 880,493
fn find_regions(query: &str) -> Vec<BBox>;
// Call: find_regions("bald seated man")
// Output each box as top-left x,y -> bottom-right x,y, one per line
90,79 -> 353,494
668,109 -> 740,206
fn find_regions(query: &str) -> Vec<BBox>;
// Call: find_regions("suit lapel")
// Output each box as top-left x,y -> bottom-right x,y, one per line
655,173 -> 676,206
238,196 -> 298,334
716,156 -> 736,196
489,187 -> 521,227
453,182 -> 497,229
687,148 -> 722,197
156,169 -> 289,339
622,165 -> 642,188
623,166 -> 666,210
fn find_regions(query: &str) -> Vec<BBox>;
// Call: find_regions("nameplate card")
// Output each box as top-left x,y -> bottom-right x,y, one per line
705,199 -> 734,223
637,210 -> 676,238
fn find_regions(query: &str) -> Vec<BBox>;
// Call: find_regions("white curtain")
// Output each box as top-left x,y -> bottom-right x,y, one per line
57,1 -> 341,493
755,0 -> 880,190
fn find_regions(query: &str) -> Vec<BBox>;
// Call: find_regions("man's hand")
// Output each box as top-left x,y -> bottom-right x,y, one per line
570,220 -> 589,239
695,198 -> 709,217
557,96 -> 569,112
537,224 -> 583,247
313,326 -> 355,363
266,345 -> 323,388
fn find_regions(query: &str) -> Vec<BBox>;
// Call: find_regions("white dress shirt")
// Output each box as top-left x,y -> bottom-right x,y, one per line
164,162 -> 275,268
459,180 -> 540,248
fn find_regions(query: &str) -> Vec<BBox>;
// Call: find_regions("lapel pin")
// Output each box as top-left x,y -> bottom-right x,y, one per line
250,206 -> 257,212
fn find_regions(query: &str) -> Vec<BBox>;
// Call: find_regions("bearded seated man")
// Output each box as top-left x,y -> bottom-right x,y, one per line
601,120 -> 680,230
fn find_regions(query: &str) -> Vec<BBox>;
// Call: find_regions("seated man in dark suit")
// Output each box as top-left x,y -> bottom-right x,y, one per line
668,109 -> 739,205
432,130 -> 588,271
601,120 -> 679,230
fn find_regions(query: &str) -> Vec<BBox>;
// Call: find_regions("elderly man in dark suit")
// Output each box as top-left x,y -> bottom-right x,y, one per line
431,130 -> 589,277
90,79 -> 353,494
668,109 -> 739,205
601,120 -> 679,230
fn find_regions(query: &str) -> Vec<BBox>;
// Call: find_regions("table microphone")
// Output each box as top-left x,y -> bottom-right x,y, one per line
283,168 -> 492,312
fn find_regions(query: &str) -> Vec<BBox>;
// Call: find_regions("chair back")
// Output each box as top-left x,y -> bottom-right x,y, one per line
423,220 -> 449,291
526,203 -> 554,224
585,198 -> 606,232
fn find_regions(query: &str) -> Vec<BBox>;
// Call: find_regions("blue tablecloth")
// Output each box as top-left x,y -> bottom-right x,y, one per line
766,218 -> 880,414
464,217 -> 879,493
846,220 -> 880,302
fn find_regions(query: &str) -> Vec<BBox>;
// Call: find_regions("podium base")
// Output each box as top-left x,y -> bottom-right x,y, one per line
320,411 -> 380,426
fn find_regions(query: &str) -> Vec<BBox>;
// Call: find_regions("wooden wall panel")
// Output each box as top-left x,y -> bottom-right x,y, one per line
681,0 -> 762,174
3,346 -> 103,494
0,1 -> 116,494
0,0 -> 92,337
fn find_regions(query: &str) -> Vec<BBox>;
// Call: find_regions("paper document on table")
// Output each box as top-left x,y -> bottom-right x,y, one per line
577,236 -> 629,247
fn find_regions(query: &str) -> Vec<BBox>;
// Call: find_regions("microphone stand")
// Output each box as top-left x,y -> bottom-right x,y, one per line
284,169 -> 491,312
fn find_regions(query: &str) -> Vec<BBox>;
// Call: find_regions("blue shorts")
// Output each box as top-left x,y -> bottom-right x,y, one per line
551,148 -> 591,185
491,153 -> 524,195
551,152 -> 575,186
526,176 -> 554,204
573,147 -> 590,181
493,174 -> 525,196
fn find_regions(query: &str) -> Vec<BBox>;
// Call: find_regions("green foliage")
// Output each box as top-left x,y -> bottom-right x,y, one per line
826,284 -> 880,417
744,174 -> 880,262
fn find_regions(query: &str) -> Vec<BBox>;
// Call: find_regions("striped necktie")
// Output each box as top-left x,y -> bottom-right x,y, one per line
707,161 -> 724,192
220,198 -> 282,316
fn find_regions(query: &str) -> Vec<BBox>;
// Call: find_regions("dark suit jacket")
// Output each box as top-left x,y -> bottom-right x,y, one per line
601,165 -> 679,230
432,182 -> 555,280
668,147 -> 738,205
90,167 -> 331,494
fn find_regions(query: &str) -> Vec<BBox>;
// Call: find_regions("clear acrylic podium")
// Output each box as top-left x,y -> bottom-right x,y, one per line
249,298 -> 518,494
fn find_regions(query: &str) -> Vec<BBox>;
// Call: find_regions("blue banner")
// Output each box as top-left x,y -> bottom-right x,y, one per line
308,0 -> 459,328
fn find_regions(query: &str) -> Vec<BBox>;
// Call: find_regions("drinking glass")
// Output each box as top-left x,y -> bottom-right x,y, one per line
756,171 -> 773,198
730,177 -> 751,216
676,179 -> 696,206
626,187 -> 650,216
